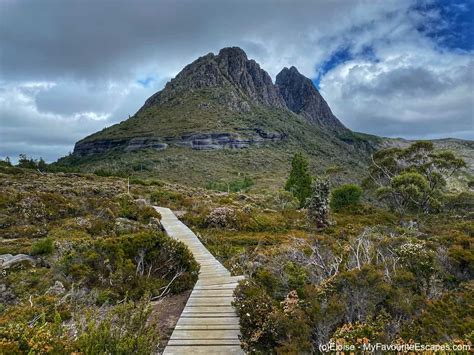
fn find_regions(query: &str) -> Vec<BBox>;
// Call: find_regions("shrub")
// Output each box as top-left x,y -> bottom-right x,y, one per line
93,169 -> 128,178
0,157 -> 12,167
150,190 -> 184,206
17,154 -> 37,169
116,194 -> 140,220
0,295 -> 73,353
330,184 -> 363,212
30,238 -> 54,255
60,232 -> 198,300
368,142 -> 466,213
75,296 -> 159,354
233,281 -> 277,352
233,281 -> 312,353
205,207 -> 237,228
273,190 -> 299,210
138,205 -> 161,223
401,282 -> 474,343
206,177 -> 255,192
443,191 -> 474,212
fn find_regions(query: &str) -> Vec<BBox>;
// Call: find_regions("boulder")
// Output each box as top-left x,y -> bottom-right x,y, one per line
0,254 -> 36,269
148,217 -> 163,231
135,198 -> 148,208
114,217 -> 142,234
46,281 -> 66,296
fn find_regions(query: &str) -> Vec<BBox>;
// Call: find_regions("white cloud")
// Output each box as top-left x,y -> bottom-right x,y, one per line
320,37 -> 474,138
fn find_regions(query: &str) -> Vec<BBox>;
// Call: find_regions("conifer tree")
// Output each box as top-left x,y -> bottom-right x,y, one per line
285,153 -> 312,207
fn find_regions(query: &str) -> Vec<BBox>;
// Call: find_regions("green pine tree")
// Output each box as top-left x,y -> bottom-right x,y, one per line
285,153 -> 312,207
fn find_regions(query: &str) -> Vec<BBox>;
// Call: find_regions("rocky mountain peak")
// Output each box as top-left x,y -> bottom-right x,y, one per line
276,66 -> 347,133
140,47 -> 346,132
217,46 -> 248,60
142,47 -> 285,111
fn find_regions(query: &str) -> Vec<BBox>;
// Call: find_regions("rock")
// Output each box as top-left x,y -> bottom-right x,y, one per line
401,220 -> 418,230
0,284 -> 16,304
0,254 -> 36,269
173,210 -> 186,218
74,216 -> 92,229
148,217 -> 163,231
74,128 -> 287,156
135,198 -> 148,208
115,217 -> 142,234
46,281 -> 66,296
124,137 -> 168,152
214,47 -> 286,108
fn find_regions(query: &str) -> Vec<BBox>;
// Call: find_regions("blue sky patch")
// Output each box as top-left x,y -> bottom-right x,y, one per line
137,76 -> 155,87
415,0 -> 474,51
313,47 -> 353,88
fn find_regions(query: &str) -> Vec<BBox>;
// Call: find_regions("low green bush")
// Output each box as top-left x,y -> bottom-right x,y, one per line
330,184 -> 363,212
60,231 -> 198,300
75,296 -> 159,354
30,238 -> 54,255
206,176 -> 255,192
93,169 -> 128,178
150,190 -> 182,205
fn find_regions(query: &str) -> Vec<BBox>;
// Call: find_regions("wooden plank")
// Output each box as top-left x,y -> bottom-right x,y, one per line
187,297 -> 234,305
167,339 -> 241,345
170,329 -> 240,340
193,284 -> 239,290
180,313 -> 237,318
163,345 -> 243,354
182,306 -> 235,313
191,289 -> 235,295
175,324 -> 240,330
176,317 -> 239,326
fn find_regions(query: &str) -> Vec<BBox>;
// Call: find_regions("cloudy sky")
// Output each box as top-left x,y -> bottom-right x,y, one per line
1,0 -> 473,162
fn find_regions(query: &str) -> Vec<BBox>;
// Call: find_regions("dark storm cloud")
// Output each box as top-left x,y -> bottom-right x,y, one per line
0,0 -> 472,162
1,0 -> 411,80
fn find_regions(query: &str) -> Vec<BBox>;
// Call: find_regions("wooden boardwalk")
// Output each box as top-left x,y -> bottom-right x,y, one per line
154,207 -> 244,355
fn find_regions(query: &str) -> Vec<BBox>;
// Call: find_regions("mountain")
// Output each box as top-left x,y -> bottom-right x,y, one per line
56,47 -> 386,187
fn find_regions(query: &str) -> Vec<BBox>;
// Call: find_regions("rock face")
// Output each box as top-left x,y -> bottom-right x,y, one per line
73,128 -> 287,156
142,47 -> 286,111
276,66 -> 347,133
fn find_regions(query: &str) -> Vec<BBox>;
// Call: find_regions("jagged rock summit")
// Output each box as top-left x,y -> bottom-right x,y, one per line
141,47 -> 343,129
142,47 -> 286,112
276,66 -> 347,133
